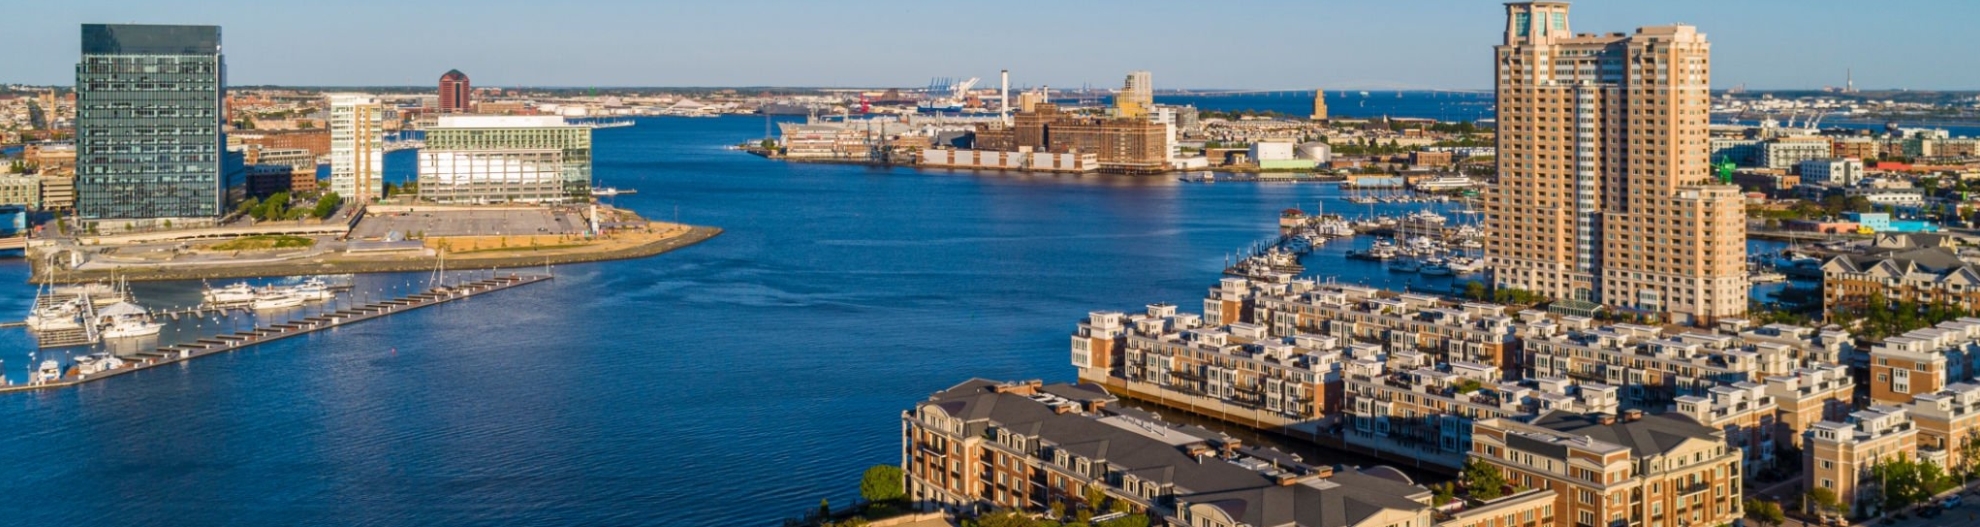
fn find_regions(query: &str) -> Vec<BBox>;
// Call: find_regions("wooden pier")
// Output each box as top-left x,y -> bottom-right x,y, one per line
0,273 -> 552,394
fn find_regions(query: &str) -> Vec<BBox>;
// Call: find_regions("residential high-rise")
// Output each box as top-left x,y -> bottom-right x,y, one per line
439,69 -> 472,113
1485,2 -> 1746,324
328,94 -> 384,201
75,24 -> 227,223
1310,90 -> 1329,120
1115,70 -> 1152,119
418,115 -> 591,203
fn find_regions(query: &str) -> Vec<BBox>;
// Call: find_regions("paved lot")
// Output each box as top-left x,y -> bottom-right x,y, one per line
351,209 -> 587,239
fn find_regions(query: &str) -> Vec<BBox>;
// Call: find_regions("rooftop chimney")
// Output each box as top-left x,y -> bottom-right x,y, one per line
1597,413 -> 1617,425
1623,408 -> 1645,422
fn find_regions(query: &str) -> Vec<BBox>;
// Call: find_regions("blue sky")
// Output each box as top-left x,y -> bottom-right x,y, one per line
9,0 -> 1976,90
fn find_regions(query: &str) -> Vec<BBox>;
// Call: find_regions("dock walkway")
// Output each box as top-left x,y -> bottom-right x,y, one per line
0,274 -> 552,394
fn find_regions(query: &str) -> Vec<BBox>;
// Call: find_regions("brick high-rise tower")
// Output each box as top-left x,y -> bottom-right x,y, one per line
439,69 -> 471,113
1485,2 -> 1746,324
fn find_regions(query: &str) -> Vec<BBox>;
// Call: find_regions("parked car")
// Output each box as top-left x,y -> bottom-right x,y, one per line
1945,494 -> 1964,509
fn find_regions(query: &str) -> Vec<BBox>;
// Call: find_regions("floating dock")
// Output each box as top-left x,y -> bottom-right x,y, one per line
0,273 -> 552,394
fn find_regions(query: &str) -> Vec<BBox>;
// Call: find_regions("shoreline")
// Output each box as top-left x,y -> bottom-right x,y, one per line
29,225 -> 723,284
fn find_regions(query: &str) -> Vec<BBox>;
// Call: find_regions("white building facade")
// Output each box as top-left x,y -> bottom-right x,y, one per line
328,94 -> 385,201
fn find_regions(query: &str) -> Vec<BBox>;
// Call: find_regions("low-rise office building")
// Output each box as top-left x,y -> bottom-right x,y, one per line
419,115 -> 592,203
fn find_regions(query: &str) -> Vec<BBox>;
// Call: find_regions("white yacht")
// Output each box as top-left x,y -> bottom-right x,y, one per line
98,302 -> 164,340
292,278 -> 336,302
26,300 -> 84,332
204,282 -> 258,306
34,359 -> 63,384
252,291 -> 306,311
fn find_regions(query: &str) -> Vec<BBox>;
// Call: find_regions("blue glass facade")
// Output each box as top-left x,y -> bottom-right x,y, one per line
75,24 -> 226,221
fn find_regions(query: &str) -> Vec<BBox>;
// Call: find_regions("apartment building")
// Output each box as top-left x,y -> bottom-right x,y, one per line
1522,321 -> 1818,409
1472,410 -> 1744,527
902,379 -> 1298,518
1248,282 -> 1521,371
1798,158 -> 1865,186
1673,382 -> 1779,477
1345,356 -> 1616,469
328,94 -> 385,201
1862,318 -> 1980,404
1822,248 -> 1980,318
1905,383 -> 1980,472
1093,302 -> 1341,428
1803,406 -> 1918,518
904,379 -> 1556,527
1485,2 -> 1747,323
1761,137 -> 1834,170
1764,365 -> 1857,448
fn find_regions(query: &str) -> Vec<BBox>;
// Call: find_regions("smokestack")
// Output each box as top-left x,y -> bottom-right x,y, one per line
1000,69 -> 1010,124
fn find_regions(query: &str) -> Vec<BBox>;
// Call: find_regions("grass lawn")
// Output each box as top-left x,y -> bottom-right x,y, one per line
211,235 -> 316,251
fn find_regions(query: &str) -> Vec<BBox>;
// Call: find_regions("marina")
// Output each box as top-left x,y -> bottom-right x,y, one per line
0,273 -> 550,393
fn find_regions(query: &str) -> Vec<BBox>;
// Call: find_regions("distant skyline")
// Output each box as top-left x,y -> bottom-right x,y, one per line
10,0 -> 1978,91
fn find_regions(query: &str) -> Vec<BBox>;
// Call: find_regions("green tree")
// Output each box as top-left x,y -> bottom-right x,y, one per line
1463,281 -> 1488,301
964,510 -> 1040,527
1871,454 -> 1953,512
858,465 -> 905,504
819,498 -> 831,521
1959,434 -> 1980,482
1807,487 -> 1846,517
312,192 -> 343,219
1462,458 -> 1509,500
1083,485 -> 1107,510
760,138 -> 777,150
1096,514 -> 1149,527
1744,499 -> 1785,527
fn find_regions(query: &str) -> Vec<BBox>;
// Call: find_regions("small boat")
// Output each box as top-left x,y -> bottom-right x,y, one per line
1421,258 -> 1455,276
292,278 -> 336,302
204,282 -> 257,306
97,302 -> 163,339
590,186 -> 638,197
74,353 -> 127,376
1388,256 -> 1422,273
34,359 -> 63,383
1448,258 -> 1487,275
251,292 -> 305,311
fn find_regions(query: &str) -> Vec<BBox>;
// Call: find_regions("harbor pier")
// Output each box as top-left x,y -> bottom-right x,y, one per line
1,273 -> 552,394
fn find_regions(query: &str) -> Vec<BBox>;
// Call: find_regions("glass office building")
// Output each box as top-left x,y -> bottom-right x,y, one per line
75,24 -> 227,222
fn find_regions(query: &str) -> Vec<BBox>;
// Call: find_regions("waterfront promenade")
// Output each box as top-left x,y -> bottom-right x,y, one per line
31,224 -> 721,284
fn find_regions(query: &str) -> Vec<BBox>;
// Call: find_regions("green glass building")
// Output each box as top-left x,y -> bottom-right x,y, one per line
75,24 -> 227,222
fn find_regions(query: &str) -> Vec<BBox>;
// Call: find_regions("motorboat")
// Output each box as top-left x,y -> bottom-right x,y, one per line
1388,255 -> 1422,273
98,302 -> 164,340
204,282 -> 258,306
1421,258 -> 1455,276
251,292 -> 305,311
34,359 -> 63,383
74,353 -> 127,376
1447,258 -> 1487,275
292,278 -> 336,302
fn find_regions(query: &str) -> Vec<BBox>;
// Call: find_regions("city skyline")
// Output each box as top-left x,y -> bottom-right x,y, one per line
9,0 -> 1979,90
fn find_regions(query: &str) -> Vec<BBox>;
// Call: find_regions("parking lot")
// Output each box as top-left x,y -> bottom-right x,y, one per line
350,208 -> 588,239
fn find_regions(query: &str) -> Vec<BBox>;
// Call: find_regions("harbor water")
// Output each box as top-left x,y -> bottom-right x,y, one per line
0,113 -> 1786,526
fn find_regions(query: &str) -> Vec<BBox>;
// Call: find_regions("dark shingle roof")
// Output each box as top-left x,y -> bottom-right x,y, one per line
1530,412 -> 1718,457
